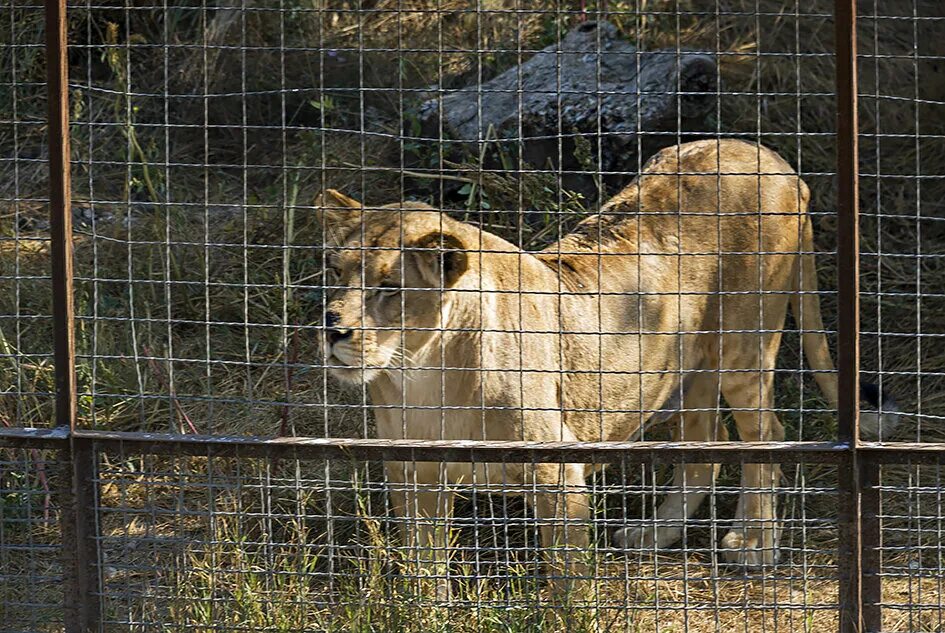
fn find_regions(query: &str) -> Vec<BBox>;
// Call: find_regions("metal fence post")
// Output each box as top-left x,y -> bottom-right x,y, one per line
45,0 -> 74,426
860,458 -> 882,629
835,1 -> 881,632
59,439 -> 100,633
834,0 -> 861,631
45,0 -> 99,628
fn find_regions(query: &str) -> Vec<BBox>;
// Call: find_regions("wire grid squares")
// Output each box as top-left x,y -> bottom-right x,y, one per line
875,460 -> 945,632
858,5 -> 945,627
858,2 -> 945,441
67,2 -> 841,442
0,449 -> 64,633
2,0 -> 944,632
0,0 -> 55,429
60,2 -> 850,624
93,448 -> 840,632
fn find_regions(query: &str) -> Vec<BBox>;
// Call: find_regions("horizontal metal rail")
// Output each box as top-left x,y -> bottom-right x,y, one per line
3,427 -> 944,464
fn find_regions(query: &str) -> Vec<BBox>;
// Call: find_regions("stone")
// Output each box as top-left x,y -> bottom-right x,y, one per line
412,20 -> 717,201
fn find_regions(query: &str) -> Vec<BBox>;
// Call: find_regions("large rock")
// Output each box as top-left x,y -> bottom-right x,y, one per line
412,20 -> 717,200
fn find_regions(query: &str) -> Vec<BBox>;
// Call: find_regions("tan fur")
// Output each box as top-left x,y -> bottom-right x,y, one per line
317,139 -> 837,595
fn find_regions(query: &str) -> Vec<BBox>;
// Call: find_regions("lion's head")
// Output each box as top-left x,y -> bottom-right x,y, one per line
316,190 -> 471,384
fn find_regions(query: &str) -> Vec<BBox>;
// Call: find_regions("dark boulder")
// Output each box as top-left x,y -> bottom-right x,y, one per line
411,20 -> 717,203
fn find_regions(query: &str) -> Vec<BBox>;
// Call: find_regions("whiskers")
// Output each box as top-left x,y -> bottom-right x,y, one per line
324,332 -> 422,386
380,345 -> 420,382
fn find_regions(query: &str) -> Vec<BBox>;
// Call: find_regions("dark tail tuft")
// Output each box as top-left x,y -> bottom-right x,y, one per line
859,382 -> 901,441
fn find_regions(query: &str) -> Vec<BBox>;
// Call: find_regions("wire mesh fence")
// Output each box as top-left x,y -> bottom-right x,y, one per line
876,461 -> 945,632
858,4 -> 945,443
58,1 -> 853,440
0,448 -> 63,632
94,449 -> 842,632
0,1 -> 944,632
0,0 -> 54,430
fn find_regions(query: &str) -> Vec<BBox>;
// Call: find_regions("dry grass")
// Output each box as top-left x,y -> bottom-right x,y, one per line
2,450 -> 943,631
79,454 -> 939,632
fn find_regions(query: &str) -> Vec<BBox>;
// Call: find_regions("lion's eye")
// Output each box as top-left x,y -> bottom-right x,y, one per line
324,264 -> 340,286
378,283 -> 401,297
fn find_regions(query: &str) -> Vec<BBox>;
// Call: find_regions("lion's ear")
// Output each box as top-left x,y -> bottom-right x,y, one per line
315,189 -> 362,244
410,231 -> 469,288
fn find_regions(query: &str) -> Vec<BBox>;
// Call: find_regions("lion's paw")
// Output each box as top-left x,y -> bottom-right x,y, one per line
720,529 -> 780,568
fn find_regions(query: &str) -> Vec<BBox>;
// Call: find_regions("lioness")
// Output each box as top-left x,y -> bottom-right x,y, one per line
317,139 -> 898,587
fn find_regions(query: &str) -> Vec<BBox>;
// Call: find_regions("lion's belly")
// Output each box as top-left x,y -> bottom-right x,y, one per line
557,294 -> 706,443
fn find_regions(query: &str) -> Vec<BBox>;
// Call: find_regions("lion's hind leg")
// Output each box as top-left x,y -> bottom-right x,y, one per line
719,338 -> 786,568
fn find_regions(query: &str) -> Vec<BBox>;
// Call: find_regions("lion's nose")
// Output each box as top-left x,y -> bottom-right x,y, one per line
324,311 -> 352,345
325,310 -> 341,329
326,327 -> 353,345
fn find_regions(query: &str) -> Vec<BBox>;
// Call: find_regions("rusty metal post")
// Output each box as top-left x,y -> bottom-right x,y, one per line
46,0 -> 99,629
860,458 -> 882,629
834,0 -> 858,453
834,1 -> 881,632
46,0 -> 74,428
834,0 -> 860,630
59,439 -> 100,633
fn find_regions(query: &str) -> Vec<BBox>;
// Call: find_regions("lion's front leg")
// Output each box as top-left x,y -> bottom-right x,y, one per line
529,463 -> 593,604
615,375 -> 726,552
385,462 -> 455,602
615,460 -> 722,552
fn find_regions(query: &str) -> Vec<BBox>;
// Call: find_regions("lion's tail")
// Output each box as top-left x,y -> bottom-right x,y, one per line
790,200 -> 901,440
790,215 -> 839,412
